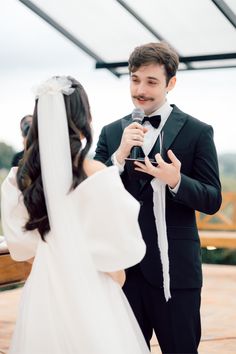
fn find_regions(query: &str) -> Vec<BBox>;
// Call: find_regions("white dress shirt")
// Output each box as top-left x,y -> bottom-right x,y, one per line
141,100 -> 172,156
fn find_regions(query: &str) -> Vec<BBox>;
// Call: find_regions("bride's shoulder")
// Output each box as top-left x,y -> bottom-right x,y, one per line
76,160 -> 118,194
83,159 -> 106,177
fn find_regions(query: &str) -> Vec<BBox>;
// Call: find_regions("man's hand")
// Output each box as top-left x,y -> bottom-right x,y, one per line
116,122 -> 147,164
134,149 -> 181,188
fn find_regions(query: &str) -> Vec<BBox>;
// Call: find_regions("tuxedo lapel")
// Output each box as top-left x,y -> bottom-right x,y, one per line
139,105 -> 187,193
148,105 -> 187,160
121,114 -> 132,130
148,136 -> 161,158
161,105 -> 187,161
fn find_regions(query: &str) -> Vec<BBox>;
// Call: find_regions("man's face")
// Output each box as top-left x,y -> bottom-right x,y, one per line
21,116 -> 32,138
130,63 -> 176,115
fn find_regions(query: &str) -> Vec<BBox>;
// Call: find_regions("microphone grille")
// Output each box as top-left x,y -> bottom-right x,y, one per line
132,108 -> 145,122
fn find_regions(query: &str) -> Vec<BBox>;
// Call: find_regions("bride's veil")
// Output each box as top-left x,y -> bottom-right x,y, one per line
36,77 -> 128,353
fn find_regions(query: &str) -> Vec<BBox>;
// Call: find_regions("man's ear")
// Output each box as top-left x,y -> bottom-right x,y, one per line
166,76 -> 176,93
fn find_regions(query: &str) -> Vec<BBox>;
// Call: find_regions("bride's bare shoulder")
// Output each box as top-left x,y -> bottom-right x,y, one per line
83,159 -> 106,177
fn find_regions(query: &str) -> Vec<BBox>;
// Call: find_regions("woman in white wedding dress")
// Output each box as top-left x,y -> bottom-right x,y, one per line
1,76 -> 149,354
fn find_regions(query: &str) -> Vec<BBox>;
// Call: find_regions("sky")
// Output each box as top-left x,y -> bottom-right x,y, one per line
0,0 -> 236,155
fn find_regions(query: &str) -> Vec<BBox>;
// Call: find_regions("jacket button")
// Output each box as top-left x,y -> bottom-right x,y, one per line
139,200 -> 144,206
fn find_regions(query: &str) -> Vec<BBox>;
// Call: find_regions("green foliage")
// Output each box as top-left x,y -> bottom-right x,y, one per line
219,153 -> 236,177
220,176 -> 236,192
202,248 -> 236,265
0,142 -> 15,170
219,153 -> 236,192
201,152 -> 236,264
0,283 -> 23,292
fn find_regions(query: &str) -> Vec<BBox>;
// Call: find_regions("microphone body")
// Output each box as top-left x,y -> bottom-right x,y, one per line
130,108 -> 144,160
130,146 -> 142,160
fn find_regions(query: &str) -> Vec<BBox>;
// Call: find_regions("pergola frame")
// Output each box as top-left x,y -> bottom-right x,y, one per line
19,0 -> 236,77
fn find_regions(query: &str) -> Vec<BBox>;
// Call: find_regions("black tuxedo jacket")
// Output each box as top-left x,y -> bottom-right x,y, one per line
94,105 -> 222,289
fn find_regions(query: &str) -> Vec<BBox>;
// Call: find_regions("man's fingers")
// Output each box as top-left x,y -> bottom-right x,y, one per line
167,150 -> 181,168
128,122 -> 145,131
144,156 -> 154,168
154,153 -> 164,165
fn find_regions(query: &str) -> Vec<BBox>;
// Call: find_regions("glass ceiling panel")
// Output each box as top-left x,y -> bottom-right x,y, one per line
28,0 -> 236,71
125,0 -> 236,56
225,0 -> 236,14
31,0 -> 159,62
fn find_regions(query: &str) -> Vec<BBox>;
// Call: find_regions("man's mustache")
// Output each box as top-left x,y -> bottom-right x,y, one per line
133,95 -> 154,101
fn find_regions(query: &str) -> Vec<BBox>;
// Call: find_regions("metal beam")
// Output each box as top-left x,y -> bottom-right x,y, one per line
96,62 -> 128,69
97,64 -> 236,74
180,52 -> 236,63
211,0 -> 236,29
179,65 -> 236,71
18,0 -> 121,77
96,52 -> 236,74
96,52 -> 236,69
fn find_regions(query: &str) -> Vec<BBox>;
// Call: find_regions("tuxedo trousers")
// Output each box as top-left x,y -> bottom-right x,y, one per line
123,265 -> 201,354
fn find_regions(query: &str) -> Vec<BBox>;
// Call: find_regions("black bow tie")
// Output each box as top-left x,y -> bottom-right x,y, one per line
142,115 -> 161,129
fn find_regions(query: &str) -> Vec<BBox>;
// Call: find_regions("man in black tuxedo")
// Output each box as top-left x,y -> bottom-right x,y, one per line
94,42 -> 221,354
11,115 -> 32,167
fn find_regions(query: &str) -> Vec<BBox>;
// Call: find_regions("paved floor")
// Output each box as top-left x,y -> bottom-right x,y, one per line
0,264 -> 236,353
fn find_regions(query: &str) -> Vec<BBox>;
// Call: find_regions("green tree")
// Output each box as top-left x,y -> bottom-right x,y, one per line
218,153 -> 236,192
0,142 -> 16,170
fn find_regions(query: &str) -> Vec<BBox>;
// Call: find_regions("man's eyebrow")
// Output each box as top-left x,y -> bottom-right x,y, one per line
131,74 -> 159,81
147,76 -> 159,81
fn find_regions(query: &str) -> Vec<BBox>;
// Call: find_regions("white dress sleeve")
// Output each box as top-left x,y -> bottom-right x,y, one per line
1,167 -> 40,261
76,166 -> 146,272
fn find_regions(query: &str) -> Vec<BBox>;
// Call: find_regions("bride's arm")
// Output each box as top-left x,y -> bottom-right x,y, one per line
1,168 -> 40,262
82,159 -> 145,282
83,160 -> 127,285
106,270 -> 126,287
83,158 -> 106,176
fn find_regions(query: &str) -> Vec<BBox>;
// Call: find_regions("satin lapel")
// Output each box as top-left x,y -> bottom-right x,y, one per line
139,105 -> 187,193
161,105 -> 187,161
148,135 -> 160,158
121,114 -> 132,130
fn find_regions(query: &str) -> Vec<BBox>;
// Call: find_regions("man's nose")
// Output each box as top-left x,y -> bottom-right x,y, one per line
136,83 -> 147,96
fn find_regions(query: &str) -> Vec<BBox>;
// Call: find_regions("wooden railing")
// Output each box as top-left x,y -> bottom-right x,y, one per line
196,192 -> 236,248
0,239 -> 31,288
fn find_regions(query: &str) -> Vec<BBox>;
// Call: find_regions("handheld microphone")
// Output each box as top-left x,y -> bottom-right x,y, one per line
130,108 -> 145,159
132,107 -> 145,124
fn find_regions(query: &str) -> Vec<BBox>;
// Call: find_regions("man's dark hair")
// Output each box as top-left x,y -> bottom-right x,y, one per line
128,42 -> 179,84
20,115 -> 33,138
